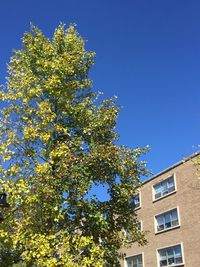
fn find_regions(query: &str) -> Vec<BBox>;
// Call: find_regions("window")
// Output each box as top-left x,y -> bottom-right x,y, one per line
153,175 -> 175,200
130,193 -> 140,209
126,254 -> 143,267
158,244 -> 183,266
137,221 -> 142,231
124,221 -> 142,241
155,208 -> 179,232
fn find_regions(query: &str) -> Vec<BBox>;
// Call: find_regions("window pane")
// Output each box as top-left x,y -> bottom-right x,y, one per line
171,209 -> 179,227
157,215 -> 164,225
158,224 -> 164,231
175,257 -> 183,264
127,260 -> 133,267
159,250 -> 167,266
155,192 -> 162,199
165,213 -> 171,228
160,260 -> 167,266
157,215 -> 164,231
132,258 -> 137,264
154,183 -> 162,199
171,219 -> 178,227
168,177 -> 174,187
154,183 -> 161,194
162,181 -> 168,195
168,257 -> 175,265
167,177 -> 175,193
174,245 -> 183,264
167,248 -> 173,255
174,245 -> 181,257
159,250 -> 167,260
137,254 -> 142,263
171,209 -> 178,220
168,185 -> 175,193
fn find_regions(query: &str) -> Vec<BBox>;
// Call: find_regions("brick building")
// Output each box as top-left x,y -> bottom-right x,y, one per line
120,152 -> 200,267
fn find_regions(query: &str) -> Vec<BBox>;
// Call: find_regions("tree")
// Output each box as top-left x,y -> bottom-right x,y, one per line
191,154 -> 200,190
0,24 -> 148,266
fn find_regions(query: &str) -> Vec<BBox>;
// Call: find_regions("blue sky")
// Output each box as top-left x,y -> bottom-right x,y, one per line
1,0 -> 200,178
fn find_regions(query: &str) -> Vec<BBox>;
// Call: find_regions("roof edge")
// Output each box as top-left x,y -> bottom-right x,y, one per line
143,151 -> 200,185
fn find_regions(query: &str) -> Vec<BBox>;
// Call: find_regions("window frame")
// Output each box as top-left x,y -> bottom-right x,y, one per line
124,252 -> 144,267
137,220 -> 142,231
156,243 -> 185,267
130,191 -> 141,210
152,174 -> 177,202
124,220 -> 143,243
154,207 -> 181,234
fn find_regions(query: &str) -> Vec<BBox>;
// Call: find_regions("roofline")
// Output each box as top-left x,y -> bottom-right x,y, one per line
143,151 -> 200,185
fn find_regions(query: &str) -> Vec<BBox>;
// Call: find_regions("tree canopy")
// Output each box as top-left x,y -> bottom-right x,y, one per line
0,24 -> 148,266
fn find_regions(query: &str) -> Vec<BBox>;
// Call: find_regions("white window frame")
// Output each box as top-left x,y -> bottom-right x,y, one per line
133,191 -> 141,210
152,174 -> 177,202
156,243 -> 185,267
124,252 -> 144,267
154,207 -> 181,234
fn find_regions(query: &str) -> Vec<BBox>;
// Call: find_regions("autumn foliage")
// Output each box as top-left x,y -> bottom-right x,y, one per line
0,24 -> 148,266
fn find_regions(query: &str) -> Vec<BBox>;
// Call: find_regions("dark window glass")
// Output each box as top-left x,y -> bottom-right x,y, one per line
156,209 -> 179,232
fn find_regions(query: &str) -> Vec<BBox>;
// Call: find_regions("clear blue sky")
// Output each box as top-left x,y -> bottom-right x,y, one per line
1,0 -> 200,178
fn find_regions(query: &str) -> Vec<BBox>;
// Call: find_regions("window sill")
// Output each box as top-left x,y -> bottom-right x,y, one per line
155,224 -> 180,235
134,206 -> 141,211
162,264 -> 184,267
153,190 -> 176,203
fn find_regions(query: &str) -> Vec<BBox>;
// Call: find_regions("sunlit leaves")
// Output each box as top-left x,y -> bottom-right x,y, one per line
0,23 -> 148,266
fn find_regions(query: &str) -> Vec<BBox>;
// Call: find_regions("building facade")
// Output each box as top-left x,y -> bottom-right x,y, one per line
120,152 -> 200,267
